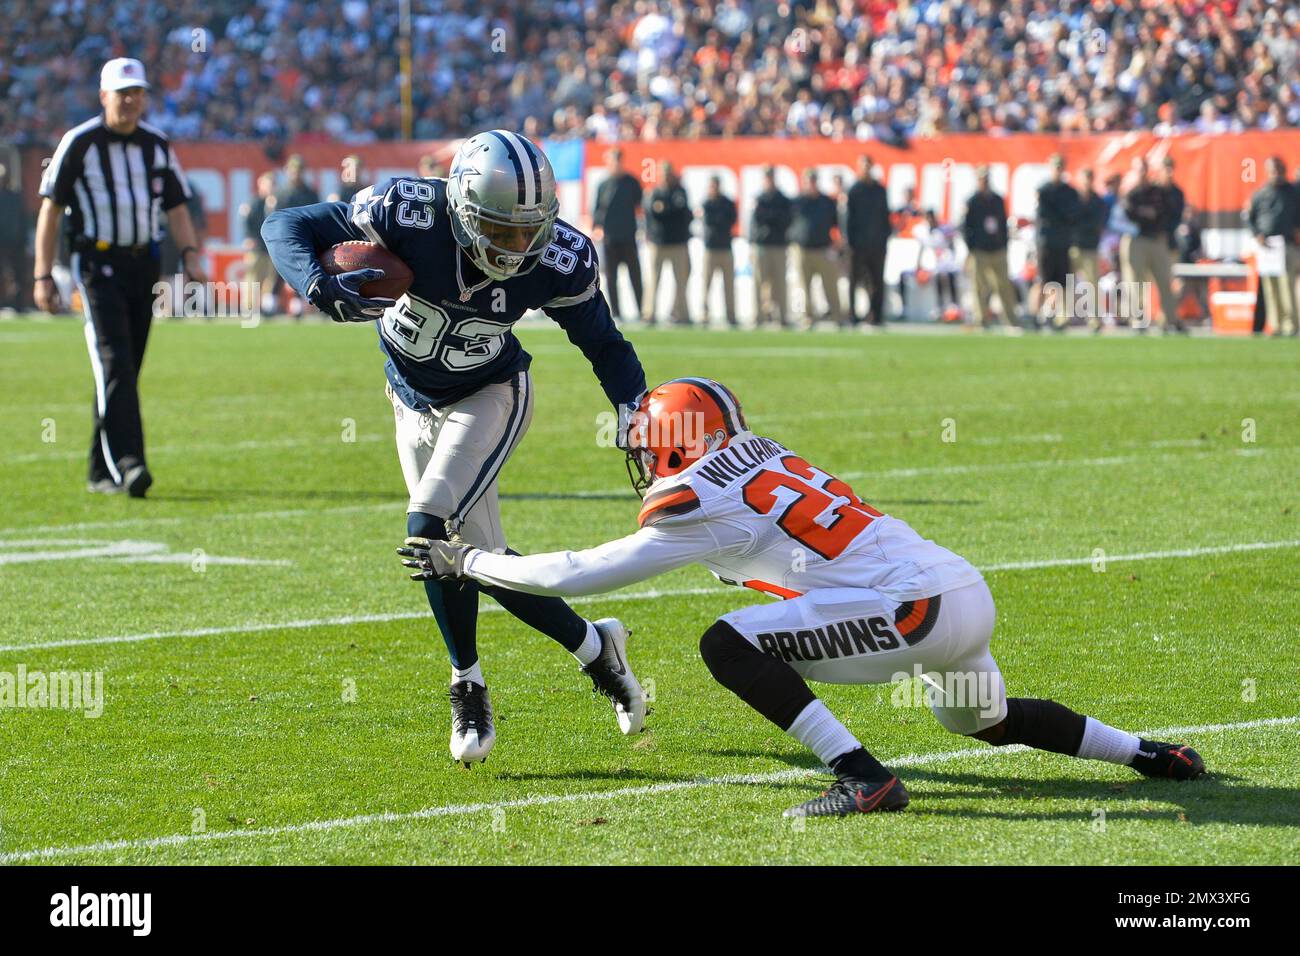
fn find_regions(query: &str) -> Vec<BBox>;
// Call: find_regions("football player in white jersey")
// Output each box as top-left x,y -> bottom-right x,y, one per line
399,378 -> 1206,817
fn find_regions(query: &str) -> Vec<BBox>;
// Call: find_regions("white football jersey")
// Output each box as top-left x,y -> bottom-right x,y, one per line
635,432 -> 982,602
464,431 -> 983,603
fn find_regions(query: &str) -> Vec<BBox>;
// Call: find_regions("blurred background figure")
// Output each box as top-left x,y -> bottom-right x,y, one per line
1121,158 -> 1180,332
0,162 -> 27,312
749,165 -> 792,328
592,147 -> 644,324
160,175 -> 208,294
1246,157 -> 1299,336
417,155 -> 447,180
642,160 -> 693,326
275,155 -> 320,212
962,166 -> 1020,331
844,155 -> 891,327
791,168 -> 845,328
330,155 -> 368,203
1073,168 -> 1107,333
916,210 -> 962,322
1173,205 -> 1209,324
273,155 -> 319,317
240,171 -> 281,317
892,186 -> 924,319
1035,154 -> 1081,331
700,175 -> 738,328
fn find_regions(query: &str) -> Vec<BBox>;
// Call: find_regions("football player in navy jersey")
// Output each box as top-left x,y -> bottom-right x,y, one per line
262,130 -> 648,766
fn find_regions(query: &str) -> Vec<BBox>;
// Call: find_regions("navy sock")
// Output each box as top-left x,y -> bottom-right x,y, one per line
481,549 -> 587,652
407,512 -> 480,668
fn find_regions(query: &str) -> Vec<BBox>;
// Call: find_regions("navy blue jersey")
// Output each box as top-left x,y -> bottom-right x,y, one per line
262,177 -> 645,410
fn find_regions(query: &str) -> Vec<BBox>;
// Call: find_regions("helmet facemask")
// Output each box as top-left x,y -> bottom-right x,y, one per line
453,197 -> 558,281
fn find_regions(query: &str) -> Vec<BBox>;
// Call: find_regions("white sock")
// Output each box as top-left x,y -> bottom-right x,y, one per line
572,621 -> 602,666
1077,716 -> 1141,764
452,661 -> 485,688
787,700 -> 862,767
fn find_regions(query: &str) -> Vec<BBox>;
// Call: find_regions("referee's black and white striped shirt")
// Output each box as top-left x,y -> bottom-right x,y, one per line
39,116 -> 191,249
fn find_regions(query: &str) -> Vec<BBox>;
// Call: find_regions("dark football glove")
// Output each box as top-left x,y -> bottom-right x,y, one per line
397,536 -> 477,581
307,268 -> 396,323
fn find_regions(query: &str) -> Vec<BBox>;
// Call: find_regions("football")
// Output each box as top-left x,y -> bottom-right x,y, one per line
319,240 -> 413,299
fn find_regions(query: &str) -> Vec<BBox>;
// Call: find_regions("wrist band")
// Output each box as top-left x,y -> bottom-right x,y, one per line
180,246 -> 198,257
34,274 -> 54,283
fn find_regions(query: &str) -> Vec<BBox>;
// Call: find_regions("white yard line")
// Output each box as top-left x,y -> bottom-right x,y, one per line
978,539 -> 1300,572
2,715 -> 1293,864
0,586 -> 727,653
1,443 -> 1287,538
4,434 -> 386,466
4,540 -> 1298,655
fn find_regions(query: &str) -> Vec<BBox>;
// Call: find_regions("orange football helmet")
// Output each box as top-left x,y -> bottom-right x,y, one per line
624,377 -> 747,496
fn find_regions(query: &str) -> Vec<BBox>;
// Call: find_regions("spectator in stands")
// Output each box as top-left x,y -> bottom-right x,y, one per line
1073,167 -> 1108,333
4,0 -> 1298,148
1121,158 -> 1180,332
241,171 -> 279,316
791,168 -> 845,328
642,160 -> 692,326
749,165 -> 793,328
962,166 -> 1020,331
1246,157 -> 1299,336
699,175 -> 738,328
844,155 -> 891,327
592,147 -> 644,324
275,155 -> 319,211
1036,154 -> 1082,330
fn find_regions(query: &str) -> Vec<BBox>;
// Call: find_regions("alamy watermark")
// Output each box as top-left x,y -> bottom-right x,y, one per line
889,663 -> 1002,720
1040,274 -> 1153,325
0,666 -> 104,718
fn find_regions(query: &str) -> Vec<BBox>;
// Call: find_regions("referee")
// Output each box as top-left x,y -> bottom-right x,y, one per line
33,58 -> 206,497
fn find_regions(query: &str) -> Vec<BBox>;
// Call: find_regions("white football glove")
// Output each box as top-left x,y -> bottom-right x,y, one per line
397,536 -> 477,581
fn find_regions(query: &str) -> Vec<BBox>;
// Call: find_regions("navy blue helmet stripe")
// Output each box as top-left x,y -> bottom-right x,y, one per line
488,130 -> 527,205
516,135 -> 543,201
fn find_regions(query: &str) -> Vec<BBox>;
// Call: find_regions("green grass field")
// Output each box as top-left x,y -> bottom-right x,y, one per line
1,317 -> 1296,865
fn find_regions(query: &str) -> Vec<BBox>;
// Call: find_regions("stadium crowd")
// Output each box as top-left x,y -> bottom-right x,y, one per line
3,0 -> 1299,148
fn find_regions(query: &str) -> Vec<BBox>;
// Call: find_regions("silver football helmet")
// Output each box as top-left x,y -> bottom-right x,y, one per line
445,130 -> 559,281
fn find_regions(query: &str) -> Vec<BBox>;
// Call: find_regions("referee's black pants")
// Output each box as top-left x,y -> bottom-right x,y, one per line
72,246 -> 160,484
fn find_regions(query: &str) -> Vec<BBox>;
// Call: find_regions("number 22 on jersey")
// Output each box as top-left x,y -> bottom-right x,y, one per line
741,455 -> 882,560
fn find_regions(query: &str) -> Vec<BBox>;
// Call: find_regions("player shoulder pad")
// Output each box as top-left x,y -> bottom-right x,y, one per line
638,481 -> 703,529
541,219 -> 601,309
350,177 -> 441,247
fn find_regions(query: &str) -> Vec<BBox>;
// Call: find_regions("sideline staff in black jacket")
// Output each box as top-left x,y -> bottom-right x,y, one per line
844,155 -> 891,326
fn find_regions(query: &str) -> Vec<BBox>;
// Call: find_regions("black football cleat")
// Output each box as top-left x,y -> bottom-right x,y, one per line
783,775 -> 910,818
1130,740 -> 1205,780
122,464 -> 153,498
448,680 -> 494,768
581,618 -> 646,734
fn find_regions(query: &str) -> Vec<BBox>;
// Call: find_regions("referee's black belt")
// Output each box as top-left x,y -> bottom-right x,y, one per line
73,238 -> 155,257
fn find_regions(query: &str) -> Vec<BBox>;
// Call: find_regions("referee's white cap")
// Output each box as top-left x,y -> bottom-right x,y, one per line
100,58 -> 150,92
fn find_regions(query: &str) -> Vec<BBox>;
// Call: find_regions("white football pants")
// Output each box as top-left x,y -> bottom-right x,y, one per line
721,578 -> 1008,734
389,370 -> 534,552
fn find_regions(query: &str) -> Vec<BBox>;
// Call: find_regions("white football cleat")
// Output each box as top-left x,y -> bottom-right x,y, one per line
448,680 -> 495,767
582,618 -> 647,735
